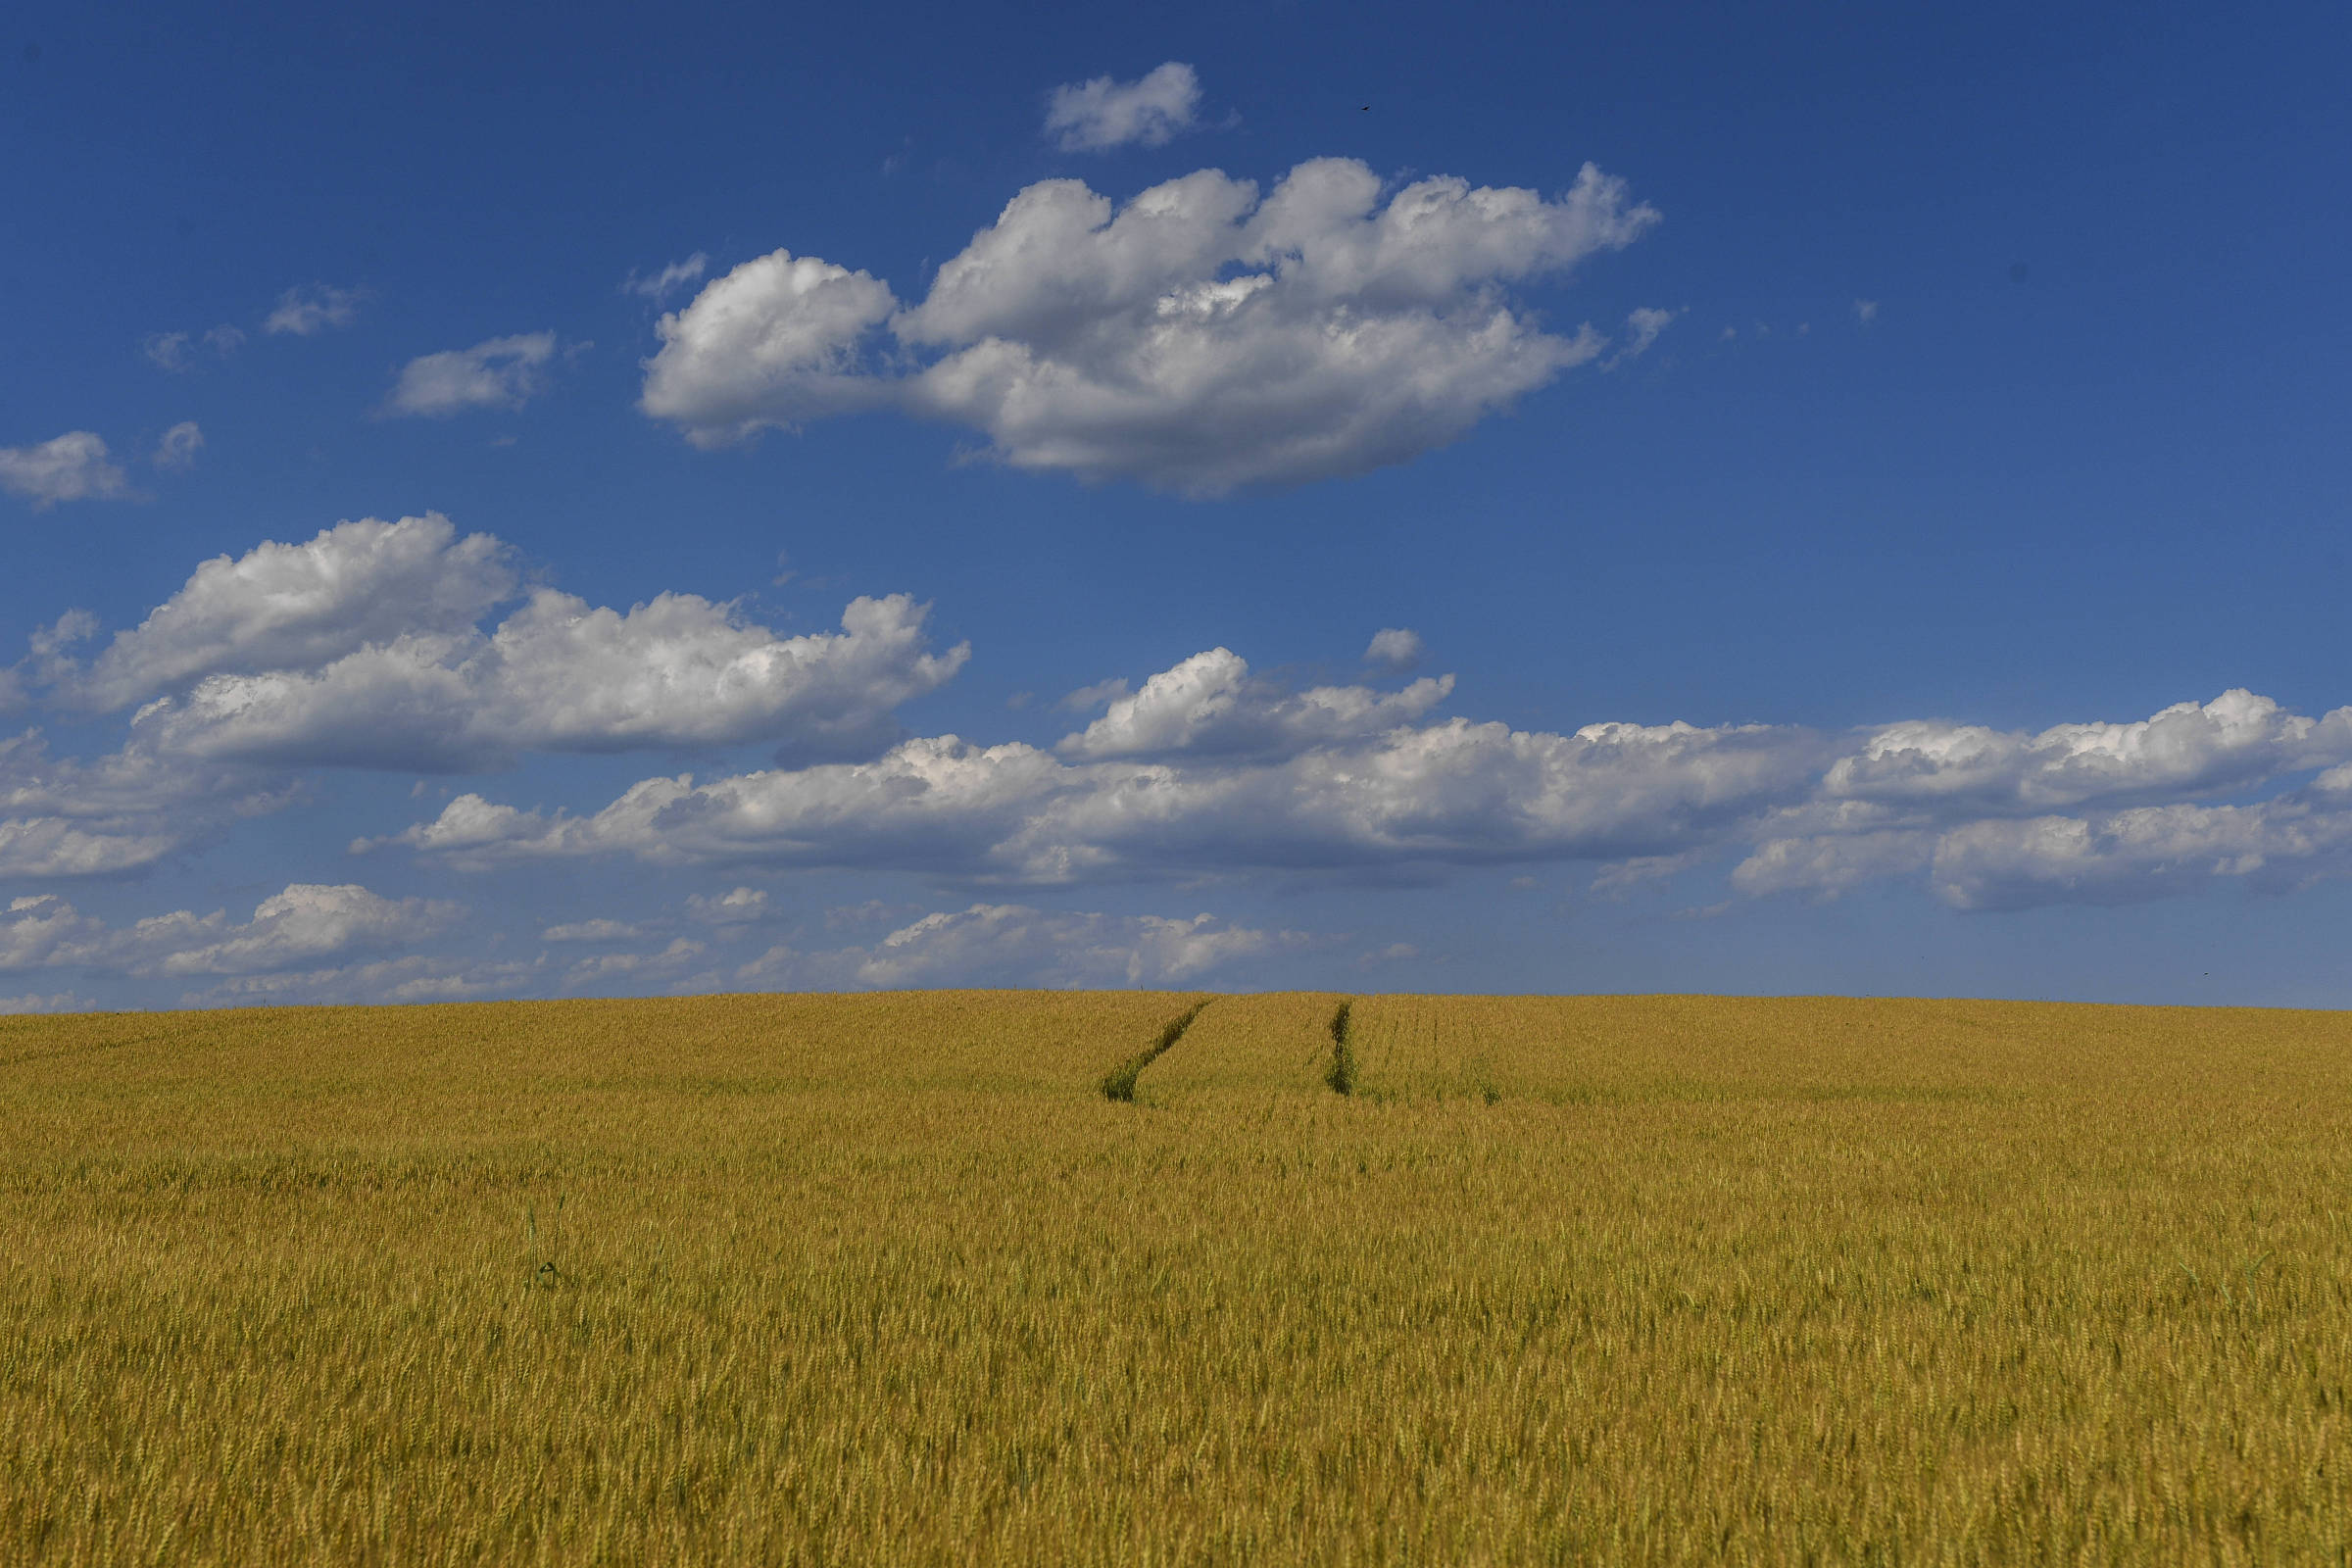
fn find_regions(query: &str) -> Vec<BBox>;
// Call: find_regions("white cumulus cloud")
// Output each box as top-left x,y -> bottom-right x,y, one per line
141,883 -> 461,975
1057,648 -> 1453,760
25,514 -> 965,771
1730,829 -> 1936,900
1923,781 -> 2352,911
639,253 -> 899,443
0,432 -> 132,509
1731,694 -> 2352,908
0,883 -> 457,977
641,157 -> 1659,491
133,590 -> 967,772
27,512 -> 964,770
62,514 -> 516,711
0,896 -> 107,969
1817,692 -> 2352,815
1044,62 -> 1202,152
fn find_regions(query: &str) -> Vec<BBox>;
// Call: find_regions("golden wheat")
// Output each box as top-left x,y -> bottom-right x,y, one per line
4,991 -> 2348,1564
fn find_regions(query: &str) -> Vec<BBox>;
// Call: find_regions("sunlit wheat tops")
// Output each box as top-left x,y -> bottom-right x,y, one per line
5,991 -> 2351,1563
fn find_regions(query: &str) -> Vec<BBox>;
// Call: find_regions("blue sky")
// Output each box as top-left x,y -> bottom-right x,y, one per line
4,0 -> 2349,1009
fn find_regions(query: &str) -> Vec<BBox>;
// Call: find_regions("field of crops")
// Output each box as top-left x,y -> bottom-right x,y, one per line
5,990 -> 2350,1564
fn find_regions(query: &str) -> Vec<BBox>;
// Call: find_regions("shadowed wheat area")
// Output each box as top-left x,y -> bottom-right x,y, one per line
5,991 -> 2351,1564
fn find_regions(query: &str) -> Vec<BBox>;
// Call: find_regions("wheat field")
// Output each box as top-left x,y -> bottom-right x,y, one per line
4,990 -> 2349,1564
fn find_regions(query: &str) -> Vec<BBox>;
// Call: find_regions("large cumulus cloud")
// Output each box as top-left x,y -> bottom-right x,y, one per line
1057,648 -> 1453,760
61,513 -> 517,711
27,514 -> 968,772
640,159 -> 1664,492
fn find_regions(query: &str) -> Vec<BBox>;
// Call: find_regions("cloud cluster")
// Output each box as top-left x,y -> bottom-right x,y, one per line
148,279 -> 363,379
149,280 -> 358,374
1725,776 -> 2352,913
1044,62 -> 1201,152
1924,782 -> 2352,910
18,511 -> 2352,990
0,883 -> 457,978
0,728 -> 285,877
375,683 -> 1821,884
1732,692 -> 2352,907
176,956 -> 544,1008
0,878 -> 551,1007
0,515 -> 965,892
641,158 -> 1663,491
30,514 -> 966,772
132,587 -> 965,771
517,892 -> 1295,997
377,649 -> 2352,914
737,903 -> 1296,990
0,990 -> 87,1014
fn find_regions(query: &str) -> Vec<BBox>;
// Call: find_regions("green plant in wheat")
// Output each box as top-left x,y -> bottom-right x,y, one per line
1323,999 -> 1356,1095
1099,998 -> 1209,1102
